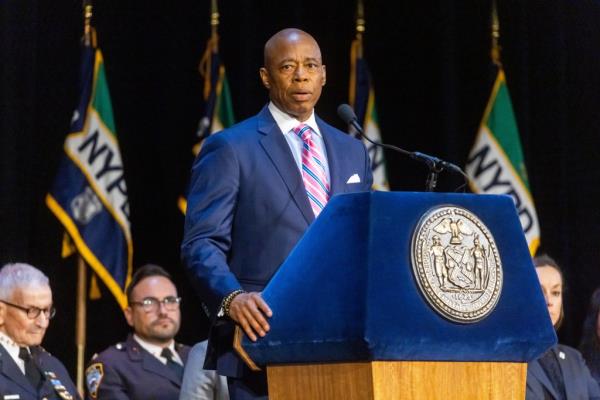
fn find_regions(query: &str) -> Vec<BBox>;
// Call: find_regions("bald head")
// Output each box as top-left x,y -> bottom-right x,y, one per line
263,29 -> 321,66
260,28 -> 326,121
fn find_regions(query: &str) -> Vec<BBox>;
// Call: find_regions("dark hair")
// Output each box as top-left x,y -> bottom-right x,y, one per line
533,254 -> 561,270
579,288 -> 600,379
125,264 -> 173,303
533,254 -> 565,329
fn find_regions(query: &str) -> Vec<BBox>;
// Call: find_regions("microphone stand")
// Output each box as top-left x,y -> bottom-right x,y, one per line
356,132 -> 466,192
338,104 -> 469,192
410,152 -> 461,192
421,156 -> 444,192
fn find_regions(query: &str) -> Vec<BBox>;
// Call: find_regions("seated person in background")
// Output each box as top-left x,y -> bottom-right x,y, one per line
579,287 -> 600,384
0,262 -> 79,400
86,264 -> 190,400
180,340 -> 229,400
526,254 -> 600,399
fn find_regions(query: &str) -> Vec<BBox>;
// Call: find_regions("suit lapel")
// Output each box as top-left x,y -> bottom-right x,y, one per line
141,351 -> 181,386
258,107 -> 314,224
529,357 -> 560,399
556,347 -> 576,400
128,336 -> 181,387
0,344 -> 37,396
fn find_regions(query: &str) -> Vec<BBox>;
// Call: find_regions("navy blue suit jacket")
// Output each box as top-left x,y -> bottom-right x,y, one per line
0,344 -> 79,400
85,334 -> 190,400
181,106 -> 373,376
527,344 -> 600,400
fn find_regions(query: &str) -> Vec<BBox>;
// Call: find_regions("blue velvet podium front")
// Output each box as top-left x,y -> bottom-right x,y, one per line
237,192 -> 556,399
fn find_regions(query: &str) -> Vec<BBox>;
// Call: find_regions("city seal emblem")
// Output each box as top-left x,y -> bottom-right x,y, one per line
411,205 -> 503,323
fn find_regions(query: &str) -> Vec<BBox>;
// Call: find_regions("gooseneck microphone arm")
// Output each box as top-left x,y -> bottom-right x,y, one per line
337,104 -> 469,192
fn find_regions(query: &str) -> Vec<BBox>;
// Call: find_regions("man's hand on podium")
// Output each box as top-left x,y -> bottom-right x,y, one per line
229,291 -> 273,341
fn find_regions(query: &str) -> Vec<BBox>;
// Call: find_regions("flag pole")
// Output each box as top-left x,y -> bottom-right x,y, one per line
76,4 -> 92,395
201,0 -> 220,101
76,255 -> 87,395
491,0 -> 501,66
210,0 -> 219,44
349,0 -> 364,109
355,0 -> 364,56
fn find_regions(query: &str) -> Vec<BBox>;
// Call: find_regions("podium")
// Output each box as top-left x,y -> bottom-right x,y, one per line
236,192 -> 556,399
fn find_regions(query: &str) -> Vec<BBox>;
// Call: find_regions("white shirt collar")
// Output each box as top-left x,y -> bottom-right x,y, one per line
133,334 -> 181,365
0,331 -> 25,373
268,102 -> 321,137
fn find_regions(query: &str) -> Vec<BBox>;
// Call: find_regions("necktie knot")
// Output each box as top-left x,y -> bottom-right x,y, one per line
19,346 -> 42,389
293,124 -> 313,142
161,347 -> 184,380
160,347 -> 175,361
18,347 -> 31,362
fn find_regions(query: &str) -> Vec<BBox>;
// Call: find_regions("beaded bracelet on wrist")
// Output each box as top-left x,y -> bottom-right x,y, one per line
222,289 -> 245,317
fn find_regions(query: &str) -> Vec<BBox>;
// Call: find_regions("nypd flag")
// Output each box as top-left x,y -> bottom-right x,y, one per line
46,43 -> 132,308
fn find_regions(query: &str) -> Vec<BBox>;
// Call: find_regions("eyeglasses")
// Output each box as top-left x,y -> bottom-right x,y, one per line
0,300 -> 56,320
129,296 -> 181,313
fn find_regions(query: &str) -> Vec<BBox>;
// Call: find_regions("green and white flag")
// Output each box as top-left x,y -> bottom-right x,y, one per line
465,69 -> 540,255
47,44 -> 132,308
178,34 -> 235,214
349,38 -> 389,191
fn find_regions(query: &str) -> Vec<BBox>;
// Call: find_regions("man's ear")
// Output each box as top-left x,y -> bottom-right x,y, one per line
123,307 -> 134,328
322,65 -> 326,86
259,67 -> 271,89
0,303 -> 6,325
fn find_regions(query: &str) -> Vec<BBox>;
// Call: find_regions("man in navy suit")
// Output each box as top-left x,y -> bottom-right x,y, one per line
181,28 -> 373,399
0,262 -> 79,400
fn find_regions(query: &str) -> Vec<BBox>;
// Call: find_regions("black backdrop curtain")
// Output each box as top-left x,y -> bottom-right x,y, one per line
2,0 -> 600,374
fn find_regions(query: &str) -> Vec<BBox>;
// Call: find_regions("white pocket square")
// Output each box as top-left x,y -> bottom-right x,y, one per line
346,174 -> 361,184
4,395 -> 20,400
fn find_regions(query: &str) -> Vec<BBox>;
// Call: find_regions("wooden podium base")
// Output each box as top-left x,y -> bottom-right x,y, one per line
267,361 -> 527,400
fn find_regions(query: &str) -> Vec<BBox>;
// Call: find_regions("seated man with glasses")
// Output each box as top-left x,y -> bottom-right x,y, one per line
85,264 -> 192,400
0,262 -> 79,400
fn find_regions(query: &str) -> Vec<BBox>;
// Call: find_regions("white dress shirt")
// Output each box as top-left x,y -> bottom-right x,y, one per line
268,102 -> 331,184
133,334 -> 183,366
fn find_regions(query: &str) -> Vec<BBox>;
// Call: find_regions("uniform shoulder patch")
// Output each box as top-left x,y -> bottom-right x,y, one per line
85,363 -> 104,399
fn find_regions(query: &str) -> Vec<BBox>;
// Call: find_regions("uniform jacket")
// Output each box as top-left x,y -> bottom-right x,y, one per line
181,106 -> 373,377
85,335 -> 190,400
0,344 -> 79,400
527,344 -> 600,400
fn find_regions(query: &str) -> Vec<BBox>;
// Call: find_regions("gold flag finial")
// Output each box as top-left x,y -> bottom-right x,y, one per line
350,0 -> 365,106
210,0 -> 220,43
355,0 -> 365,57
356,0 -> 365,35
491,0 -> 501,66
83,1 -> 93,46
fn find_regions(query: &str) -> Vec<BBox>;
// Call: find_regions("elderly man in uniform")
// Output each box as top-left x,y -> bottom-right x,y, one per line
86,264 -> 210,400
0,262 -> 79,400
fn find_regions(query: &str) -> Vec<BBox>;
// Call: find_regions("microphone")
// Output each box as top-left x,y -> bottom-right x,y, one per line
337,103 -> 469,191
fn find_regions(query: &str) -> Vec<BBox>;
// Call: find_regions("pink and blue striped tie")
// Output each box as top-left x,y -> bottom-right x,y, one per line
294,124 -> 330,216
